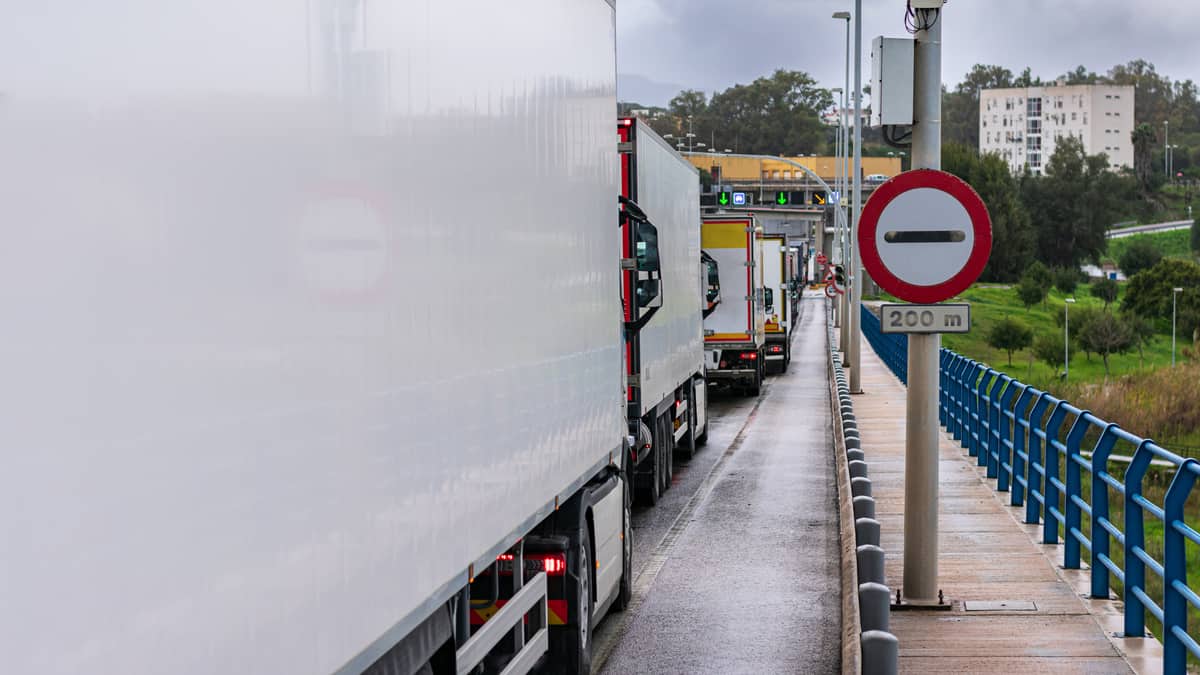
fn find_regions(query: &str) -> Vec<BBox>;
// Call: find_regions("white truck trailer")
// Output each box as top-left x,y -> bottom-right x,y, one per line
761,234 -> 795,374
701,216 -> 767,395
0,2 -> 630,674
617,118 -> 708,505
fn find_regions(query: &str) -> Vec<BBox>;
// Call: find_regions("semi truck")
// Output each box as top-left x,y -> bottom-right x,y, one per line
701,216 -> 767,395
617,118 -> 709,504
762,234 -> 795,374
1,2 -> 635,674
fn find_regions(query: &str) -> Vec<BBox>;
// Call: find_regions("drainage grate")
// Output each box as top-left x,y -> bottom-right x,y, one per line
962,600 -> 1037,612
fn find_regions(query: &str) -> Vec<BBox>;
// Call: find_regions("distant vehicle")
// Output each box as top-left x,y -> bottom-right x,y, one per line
866,173 -> 891,182
702,216 -> 767,395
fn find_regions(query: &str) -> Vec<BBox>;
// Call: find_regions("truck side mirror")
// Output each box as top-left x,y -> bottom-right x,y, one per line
635,221 -> 662,308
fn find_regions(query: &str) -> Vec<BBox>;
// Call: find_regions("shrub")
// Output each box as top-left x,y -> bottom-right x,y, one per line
1090,278 -> 1119,308
1118,238 -> 1163,277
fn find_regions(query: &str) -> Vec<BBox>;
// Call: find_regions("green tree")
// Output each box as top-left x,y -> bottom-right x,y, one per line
1122,258 -> 1200,336
1032,332 -> 1065,375
1192,218 -> 1200,255
1025,260 -> 1053,288
988,316 -> 1034,365
1118,238 -> 1163,277
1090,278 -> 1119,309
1078,312 -> 1134,377
705,70 -> 833,155
1056,304 -> 1101,362
1059,65 -> 1101,85
1053,267 -> 1079,295
943,143 -> 1035,282
1122,311 -> 1156,367
1131,123 -> 1159,194
1016,277 -> 1046,311
1022,137 -> 1136,268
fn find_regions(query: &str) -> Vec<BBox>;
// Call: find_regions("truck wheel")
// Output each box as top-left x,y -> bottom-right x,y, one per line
612,477 -> 633,611
559,535 -> 594,675
679,383 -> 698,460
660,415 -> 674,493
638,440 -> 661,506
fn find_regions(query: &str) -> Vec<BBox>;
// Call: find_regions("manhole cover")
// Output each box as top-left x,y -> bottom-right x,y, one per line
963,600 -> 1037,611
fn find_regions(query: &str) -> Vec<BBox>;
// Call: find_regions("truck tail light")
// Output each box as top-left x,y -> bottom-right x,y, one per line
740,352 -> 758,361
768,345 -> 784,353
496,552 -> 568,576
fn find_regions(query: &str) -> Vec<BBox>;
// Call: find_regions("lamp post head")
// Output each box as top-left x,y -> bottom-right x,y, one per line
1174,287 -> 1184,293
832,11 -> 851,20
1065,298 -> 1076,304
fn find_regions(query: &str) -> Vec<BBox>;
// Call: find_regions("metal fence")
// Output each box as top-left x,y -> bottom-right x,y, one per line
861,305 -> 1200,674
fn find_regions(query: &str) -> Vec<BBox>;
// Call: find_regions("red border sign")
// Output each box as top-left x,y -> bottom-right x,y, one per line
857,169 -> 992,304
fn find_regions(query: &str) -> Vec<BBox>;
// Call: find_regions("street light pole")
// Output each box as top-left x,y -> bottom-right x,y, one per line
1173,287 -> 1183,366
1064,299 -> 1075,380
848,0 -> 864,393
1165,120 -> 1170,178
833,11 -> 852,354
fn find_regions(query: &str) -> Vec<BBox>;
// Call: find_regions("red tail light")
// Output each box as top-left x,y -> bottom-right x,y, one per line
496,552 -> 567,576
768,345 -> 784,353
740,352 -> 758,360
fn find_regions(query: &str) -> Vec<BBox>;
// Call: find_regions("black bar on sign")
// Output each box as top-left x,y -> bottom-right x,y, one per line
883,230 -> 966,244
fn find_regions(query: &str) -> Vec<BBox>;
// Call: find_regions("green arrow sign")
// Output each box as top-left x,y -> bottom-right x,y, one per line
776,191 -> 789,205
718,192 -> 730,206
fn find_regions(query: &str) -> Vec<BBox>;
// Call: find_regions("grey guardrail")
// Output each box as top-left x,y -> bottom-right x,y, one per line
827,303 -> 898,675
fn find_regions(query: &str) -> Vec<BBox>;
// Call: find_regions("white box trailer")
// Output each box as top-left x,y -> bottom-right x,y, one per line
0,2 -> 629,674
701,216 -> 767,395
761,235 -> 794,374
617,119 -> 708,504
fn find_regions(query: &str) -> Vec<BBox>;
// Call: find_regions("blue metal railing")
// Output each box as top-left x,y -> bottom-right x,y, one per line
861,305 -> 1200,673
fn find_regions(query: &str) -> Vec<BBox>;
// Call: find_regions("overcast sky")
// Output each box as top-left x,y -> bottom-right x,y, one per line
617,1 -> 1200,106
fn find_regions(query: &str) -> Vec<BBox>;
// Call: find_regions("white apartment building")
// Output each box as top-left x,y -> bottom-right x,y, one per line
979,84 -> 1135,175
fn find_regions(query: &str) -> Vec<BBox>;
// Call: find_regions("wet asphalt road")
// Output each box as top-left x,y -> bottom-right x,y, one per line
592,294 -> 840,674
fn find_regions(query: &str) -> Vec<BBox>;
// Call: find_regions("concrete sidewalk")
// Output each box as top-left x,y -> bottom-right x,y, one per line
852,338 -> 1161,674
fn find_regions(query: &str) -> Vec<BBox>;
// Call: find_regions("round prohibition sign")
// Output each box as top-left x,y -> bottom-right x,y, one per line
857,169 -> 992,304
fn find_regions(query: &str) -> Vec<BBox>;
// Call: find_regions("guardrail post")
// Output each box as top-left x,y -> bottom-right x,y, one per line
997,379 -> 1019,492
1163,459 -> 1200,674
986,374 -> 1007,479
1026,393 -> 1052,525
951,357 -> 969,443
1089,425 -> 1120,599
938,350 -> 950,426
1063,412 -> 1094,570
1010,387 -> 1036,508
1123,440 -> 1154,639
975,369 -> 996,468
1042,402 -> 1070,545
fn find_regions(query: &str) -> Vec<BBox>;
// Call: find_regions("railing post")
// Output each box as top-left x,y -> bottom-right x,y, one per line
1063,411 -> 1093,570
939,350 -> 950,426
952,358 -> 970,443
986,374 -> 1008,480
1042,402 -> 1070,545
1123,440 -> 1154,640
976,369 -> 997,468
1026,393 -> 1053,525
997,380 -> 1019,492
1010,387 -> 1036,507
1163,459 -> 1200,674
1089,425 -> 1120,599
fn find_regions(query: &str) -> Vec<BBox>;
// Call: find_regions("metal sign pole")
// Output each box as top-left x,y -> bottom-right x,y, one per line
847,0 -> 864,394
903,5 -> 943,605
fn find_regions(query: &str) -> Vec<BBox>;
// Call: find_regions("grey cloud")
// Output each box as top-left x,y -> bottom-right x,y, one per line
618,1 -> 1200,106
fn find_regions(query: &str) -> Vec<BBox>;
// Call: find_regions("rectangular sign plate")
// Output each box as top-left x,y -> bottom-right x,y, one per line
880,303 -> 971,334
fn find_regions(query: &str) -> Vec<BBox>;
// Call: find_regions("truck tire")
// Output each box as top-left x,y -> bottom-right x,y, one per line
638,437 -> 661,506
558,533 -> 593,675
612,476 -> 633,611
659,415 -> 673,493
678,383 -> 698,460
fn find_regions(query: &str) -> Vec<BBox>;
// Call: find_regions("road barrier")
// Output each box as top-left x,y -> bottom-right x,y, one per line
830,306 -> 898,675
862,305 -> 1198,673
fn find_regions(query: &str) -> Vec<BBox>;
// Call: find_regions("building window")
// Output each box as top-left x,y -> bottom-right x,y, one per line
1114,112 -> 1121,116
1027,136 -> 1042,151
763,171 -> 770,180
772,170 -> 780,179
1029,152 -> 1041,169
1027,119 -> 1042,135
1072,112 -> 1077,121
1027,97 -> 1042,117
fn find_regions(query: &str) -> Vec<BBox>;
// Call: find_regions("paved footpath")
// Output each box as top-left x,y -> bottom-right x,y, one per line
853,335 -> 1161,674
597,294 -> 841,674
